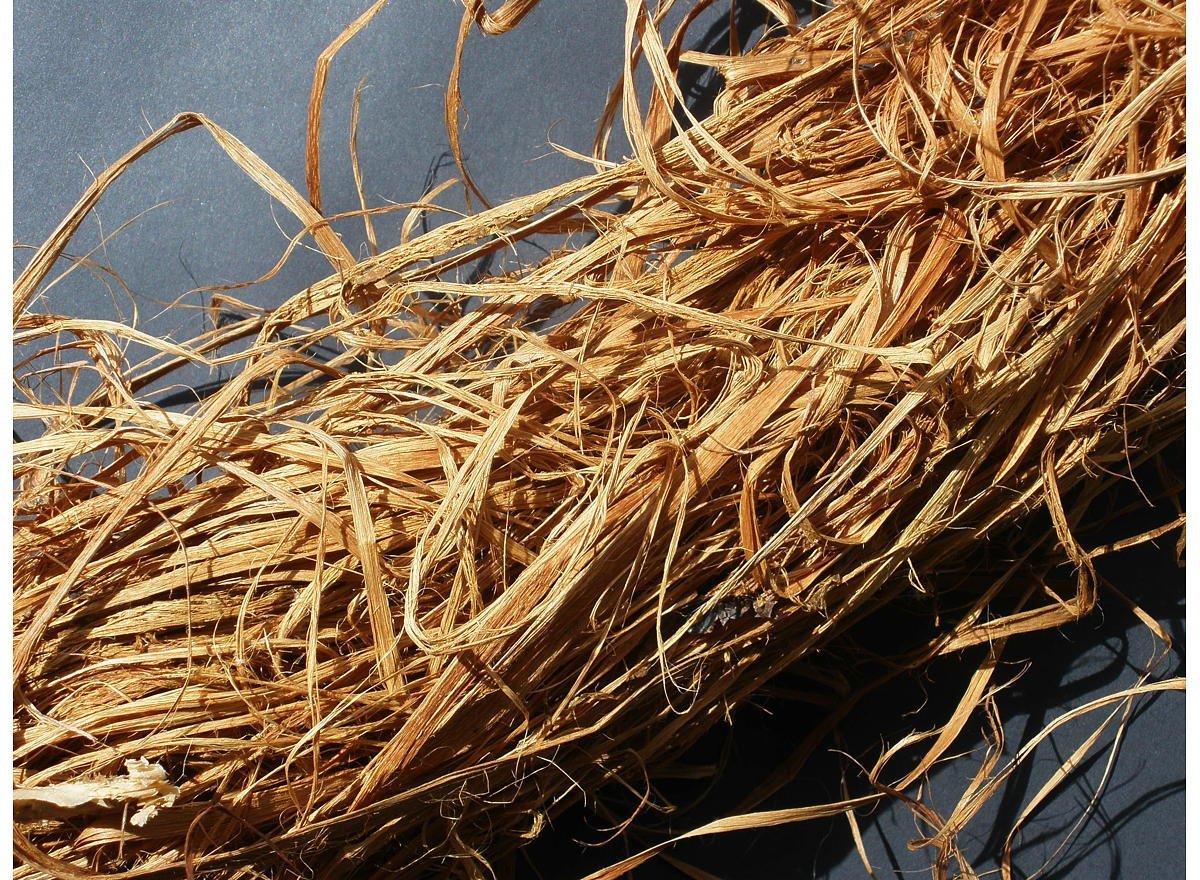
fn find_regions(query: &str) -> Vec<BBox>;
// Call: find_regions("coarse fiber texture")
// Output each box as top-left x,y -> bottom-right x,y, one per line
12,0 -> 1184,877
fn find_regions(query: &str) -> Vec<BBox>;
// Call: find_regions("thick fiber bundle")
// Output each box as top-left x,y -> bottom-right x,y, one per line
13,0 -> 1184,877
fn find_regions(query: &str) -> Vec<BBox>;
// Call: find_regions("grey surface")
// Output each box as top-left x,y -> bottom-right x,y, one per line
13,3 -> 1184,878
14,0 -> 636,398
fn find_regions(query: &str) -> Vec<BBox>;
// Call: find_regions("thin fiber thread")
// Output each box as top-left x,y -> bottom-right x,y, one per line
13,0 -> 1184,877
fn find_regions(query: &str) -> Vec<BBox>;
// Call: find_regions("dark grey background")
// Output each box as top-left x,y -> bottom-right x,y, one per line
13,3 -> 1184,878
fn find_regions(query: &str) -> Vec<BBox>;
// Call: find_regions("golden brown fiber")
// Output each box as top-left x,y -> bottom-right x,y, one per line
13,0 -> 1184,876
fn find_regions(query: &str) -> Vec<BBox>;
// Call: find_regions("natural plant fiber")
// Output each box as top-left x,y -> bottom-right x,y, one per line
13,0 -> 1184,877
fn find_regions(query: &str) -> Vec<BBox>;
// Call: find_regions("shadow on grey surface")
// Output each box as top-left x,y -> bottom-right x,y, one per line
515,438 -> 1184,880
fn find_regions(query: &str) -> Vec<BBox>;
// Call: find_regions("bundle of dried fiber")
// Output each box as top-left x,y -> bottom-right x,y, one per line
13,0 -> 1184,877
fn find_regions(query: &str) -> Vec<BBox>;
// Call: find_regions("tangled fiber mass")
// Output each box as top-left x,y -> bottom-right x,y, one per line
13,0 -> 1185,877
